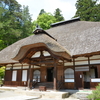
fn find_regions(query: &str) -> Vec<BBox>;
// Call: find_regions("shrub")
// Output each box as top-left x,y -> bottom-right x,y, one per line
87,84 -> 100,100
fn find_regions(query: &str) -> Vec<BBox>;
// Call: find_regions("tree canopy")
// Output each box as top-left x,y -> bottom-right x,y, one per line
74,0 -> 100,21
0,0 -> 33,50
33,13 -> 56,30
39,9 -> 46,15
33,8 -> 65,30
54,8 -> 64,22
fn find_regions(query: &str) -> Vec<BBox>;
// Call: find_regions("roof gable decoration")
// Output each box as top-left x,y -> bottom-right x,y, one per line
33,24 -> 57,41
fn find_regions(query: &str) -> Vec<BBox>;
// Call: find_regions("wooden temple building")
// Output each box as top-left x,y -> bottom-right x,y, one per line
0,17 -> 100,90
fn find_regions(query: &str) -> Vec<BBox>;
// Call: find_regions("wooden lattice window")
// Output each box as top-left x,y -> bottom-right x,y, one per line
33,70 -> 40,82
64,68 -> 74,82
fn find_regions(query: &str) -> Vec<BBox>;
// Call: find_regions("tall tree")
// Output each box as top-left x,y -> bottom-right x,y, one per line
54,8 -> 64,22
0,0 -> 33,50
39,9 -> 46,15
74,0 -> 100,21
20,5 -> 33,39
0,0 -> 22,48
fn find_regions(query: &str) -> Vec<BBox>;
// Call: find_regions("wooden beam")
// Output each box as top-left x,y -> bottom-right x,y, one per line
30,60 -> 54,65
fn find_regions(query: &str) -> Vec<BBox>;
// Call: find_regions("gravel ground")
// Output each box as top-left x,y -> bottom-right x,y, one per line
0,90 -> 79,100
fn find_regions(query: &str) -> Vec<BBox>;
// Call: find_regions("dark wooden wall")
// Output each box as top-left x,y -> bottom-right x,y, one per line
40,67 -> 47,82
75,71 -> 83,89
4,69 -> 28,86
57,66 -> 64,81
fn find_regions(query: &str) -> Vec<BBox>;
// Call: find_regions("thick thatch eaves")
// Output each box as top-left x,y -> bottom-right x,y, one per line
0,33 -> 71,65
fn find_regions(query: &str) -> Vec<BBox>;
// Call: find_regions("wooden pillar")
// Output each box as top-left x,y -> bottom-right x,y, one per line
11,64 -> 13,85
73,58 -> 76,89
88,56 -> 91,78
62,59 -> 64,89
30,65 -> 34,88
27,64 -> 31,89
88,56 -> 91,88
21,64 -> 23,86
88,56 -> 90,67
53,59 -> 57,90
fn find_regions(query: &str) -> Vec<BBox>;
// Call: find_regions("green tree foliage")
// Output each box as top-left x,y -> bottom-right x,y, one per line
39,9 -> 46,15
33,8 -> 65,30
33,13 -> 56,30
0,0 -> 33,50
20,5 -> 33,39
54,8 -> 64,22
74,0 -> 100,21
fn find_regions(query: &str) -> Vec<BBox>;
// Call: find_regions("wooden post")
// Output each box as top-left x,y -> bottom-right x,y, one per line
88,56 -> 91,89
88,56 -> 90,69
31,65 -> 34,88
27,64 -> 31,89
73,58 -> 76,89
62,59 -> 64,89
11,64 -> 13,85
53,59 -> 57,90
21,63 -> 23,86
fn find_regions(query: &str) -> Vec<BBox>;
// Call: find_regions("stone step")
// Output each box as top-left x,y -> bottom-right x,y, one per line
76,92 -> 92,100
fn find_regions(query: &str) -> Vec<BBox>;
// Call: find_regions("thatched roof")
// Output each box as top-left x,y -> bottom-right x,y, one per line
0,31 -> 71,64
0,18 -> 100,65
46,20 -> 100,56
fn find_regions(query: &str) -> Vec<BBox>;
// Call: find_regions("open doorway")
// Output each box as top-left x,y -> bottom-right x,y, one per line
83,66 -> 98,89
83,71 -> 90,89
47,67 -> 54,82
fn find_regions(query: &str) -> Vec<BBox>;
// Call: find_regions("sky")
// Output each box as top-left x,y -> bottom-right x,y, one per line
16,0 -> 77,21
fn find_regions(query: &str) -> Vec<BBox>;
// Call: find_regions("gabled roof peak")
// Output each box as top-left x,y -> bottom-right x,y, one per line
51,17 -> 80,27
33,26 -> 57,41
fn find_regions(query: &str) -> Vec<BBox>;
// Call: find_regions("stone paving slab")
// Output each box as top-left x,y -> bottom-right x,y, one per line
0,90 -> 79,100
0,95 -> 38,100
1,87 -> 93,100
0,96 -> 79,100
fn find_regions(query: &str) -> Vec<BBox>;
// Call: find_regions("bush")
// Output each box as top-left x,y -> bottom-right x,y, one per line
0,80 -> 3,85
87,84 -> 100,100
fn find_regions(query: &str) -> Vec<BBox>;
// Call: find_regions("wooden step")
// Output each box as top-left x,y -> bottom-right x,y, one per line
34,82 -> 53,89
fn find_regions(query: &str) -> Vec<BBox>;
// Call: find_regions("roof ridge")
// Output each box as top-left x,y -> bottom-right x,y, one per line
51,17 -> 80,27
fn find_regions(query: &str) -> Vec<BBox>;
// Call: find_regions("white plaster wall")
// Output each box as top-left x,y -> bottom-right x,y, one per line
90,60 -> 100,64
75,57 -> 88,60
75,61 -> 88,65
90,55 -> 100,59
13,67 -> 21,69
64,62 -> 73,66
